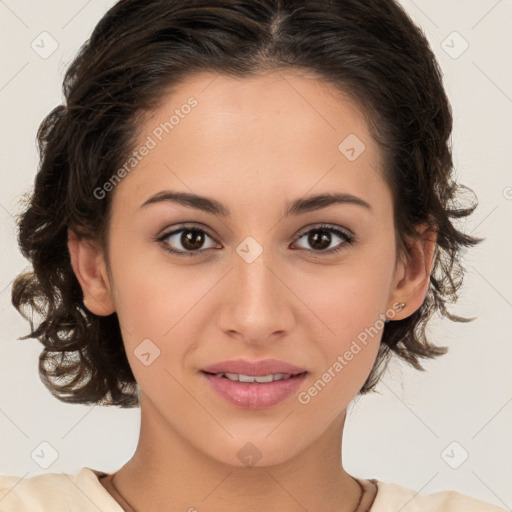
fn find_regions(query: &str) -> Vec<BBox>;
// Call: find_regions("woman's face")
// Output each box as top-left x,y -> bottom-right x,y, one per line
88,70 -> 411,466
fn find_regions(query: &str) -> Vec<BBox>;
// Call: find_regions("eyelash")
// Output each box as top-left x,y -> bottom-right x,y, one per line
155,223 -> 355,258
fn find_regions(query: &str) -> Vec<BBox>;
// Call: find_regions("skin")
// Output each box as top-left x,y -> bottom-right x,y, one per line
68,69 -> 435,512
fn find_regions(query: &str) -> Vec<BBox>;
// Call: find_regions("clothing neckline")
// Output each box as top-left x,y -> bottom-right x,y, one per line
89,468 -> 380,512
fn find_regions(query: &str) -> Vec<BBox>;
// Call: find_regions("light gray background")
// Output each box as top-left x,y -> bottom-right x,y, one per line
0,0 -> 511,508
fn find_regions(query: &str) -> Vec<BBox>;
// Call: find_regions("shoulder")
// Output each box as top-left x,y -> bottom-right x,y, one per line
0,467 -> 122,512
370,480 -> 508,512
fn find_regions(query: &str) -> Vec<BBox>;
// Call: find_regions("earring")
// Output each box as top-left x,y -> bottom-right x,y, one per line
385,302 -> 407,323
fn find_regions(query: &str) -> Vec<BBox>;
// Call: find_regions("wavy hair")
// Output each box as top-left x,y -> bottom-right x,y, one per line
12,0 -> 481,407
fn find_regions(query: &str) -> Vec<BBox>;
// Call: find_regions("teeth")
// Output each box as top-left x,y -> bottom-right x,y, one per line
238,373 -> 258,383
214,372 -> 294,383
225,372 -> 243,381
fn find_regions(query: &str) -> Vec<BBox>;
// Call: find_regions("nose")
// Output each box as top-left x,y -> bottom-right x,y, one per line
216,243 -> 295,346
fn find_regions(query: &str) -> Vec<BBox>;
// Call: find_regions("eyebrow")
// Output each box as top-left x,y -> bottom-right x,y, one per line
140,190 -> 372,217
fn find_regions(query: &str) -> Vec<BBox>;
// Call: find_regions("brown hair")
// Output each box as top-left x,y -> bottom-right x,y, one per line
12,0 -> 480,407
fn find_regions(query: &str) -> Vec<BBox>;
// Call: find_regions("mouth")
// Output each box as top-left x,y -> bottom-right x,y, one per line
201,358 -> 307,377
200,369 -> 308,409
201,370 -> 305,383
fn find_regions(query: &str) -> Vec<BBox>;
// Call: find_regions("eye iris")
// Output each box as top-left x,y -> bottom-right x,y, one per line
182,229 -> 205,250
309,230 -> 331,250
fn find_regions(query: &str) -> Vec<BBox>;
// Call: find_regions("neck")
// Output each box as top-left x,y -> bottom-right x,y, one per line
107,394 -> 364,512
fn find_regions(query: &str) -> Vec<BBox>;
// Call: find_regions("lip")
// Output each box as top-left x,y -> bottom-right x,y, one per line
200,359 -> 308,409
201,358 -> 306,376
201,371 -> 307,409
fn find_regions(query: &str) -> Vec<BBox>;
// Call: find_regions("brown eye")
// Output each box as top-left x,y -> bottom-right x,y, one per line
292,224 -> 354,255
158,226 -> 219,256
179,229 -> 206,250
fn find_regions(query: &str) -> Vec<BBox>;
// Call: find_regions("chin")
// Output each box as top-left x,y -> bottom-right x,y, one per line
202,431 -> 308,469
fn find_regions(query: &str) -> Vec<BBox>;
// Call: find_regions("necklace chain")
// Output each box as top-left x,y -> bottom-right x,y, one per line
107,472 -> 375,512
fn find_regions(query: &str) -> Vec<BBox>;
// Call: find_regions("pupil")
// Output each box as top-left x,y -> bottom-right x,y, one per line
182,230 -> 204,250
309,230 -> 330,250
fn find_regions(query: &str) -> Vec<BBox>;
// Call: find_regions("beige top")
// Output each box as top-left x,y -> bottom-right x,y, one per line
0,467 -> 507,511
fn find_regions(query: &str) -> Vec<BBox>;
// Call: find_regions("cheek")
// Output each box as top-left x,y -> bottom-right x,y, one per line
112,267 -> 199,336
296,253 -> 395,337
108,247 -> 215,370
292,253 -> 395,397
109,264 -> 206,400
296,284 -> 385,411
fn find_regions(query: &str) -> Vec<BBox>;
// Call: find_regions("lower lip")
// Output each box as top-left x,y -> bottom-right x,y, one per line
200,371 -> 307,409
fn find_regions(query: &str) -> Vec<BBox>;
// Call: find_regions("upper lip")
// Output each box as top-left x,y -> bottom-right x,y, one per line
201,358 -> 307,376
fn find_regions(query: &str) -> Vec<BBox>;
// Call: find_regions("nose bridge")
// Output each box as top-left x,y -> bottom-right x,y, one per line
234,239 -> 281,316
217,236 -> 293,342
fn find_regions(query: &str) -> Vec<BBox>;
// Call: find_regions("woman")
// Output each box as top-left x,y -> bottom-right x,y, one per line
1,0 -> 506,510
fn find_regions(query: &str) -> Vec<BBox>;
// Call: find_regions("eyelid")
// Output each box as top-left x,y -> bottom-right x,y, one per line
156,222 -> 216,240
293,222 -> 354,241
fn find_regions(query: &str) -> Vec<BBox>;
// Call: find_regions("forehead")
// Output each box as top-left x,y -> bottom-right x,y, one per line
145,69 -> 374,157
111,70 -> 388,216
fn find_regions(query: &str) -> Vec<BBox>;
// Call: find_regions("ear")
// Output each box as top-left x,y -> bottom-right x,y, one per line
67,229 -> 115,316
387,223 -> 437,320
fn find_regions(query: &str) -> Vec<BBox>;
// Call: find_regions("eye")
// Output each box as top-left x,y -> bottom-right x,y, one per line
156,223 -> 354,257
291,224 -> 354,255
156,225 -> 220,256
